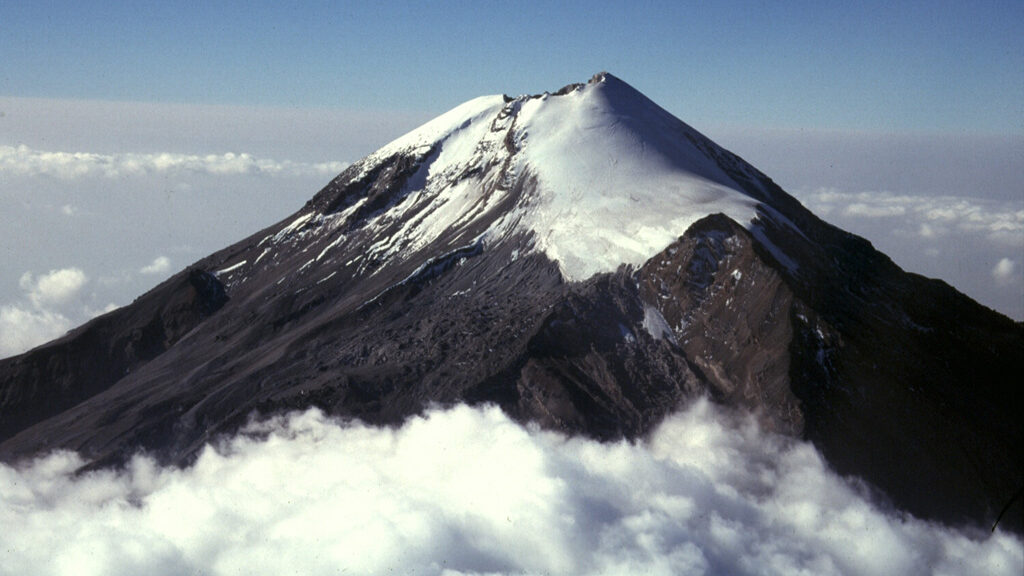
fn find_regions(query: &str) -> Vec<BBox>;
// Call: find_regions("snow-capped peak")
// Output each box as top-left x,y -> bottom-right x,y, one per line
328,73 -> 774,281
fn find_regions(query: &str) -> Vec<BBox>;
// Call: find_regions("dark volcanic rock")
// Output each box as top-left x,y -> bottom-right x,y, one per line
1,73 -> 1020,533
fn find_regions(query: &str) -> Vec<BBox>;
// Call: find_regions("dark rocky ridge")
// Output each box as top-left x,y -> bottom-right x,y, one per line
1,74 -> 1021,532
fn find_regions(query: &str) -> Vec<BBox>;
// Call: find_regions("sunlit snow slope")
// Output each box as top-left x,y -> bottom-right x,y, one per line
327,72 -> 775,281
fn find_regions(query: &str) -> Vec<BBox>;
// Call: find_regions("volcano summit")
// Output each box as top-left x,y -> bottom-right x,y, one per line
1,73 -> 1020,532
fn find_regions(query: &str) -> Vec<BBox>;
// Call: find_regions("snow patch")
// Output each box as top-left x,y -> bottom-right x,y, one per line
215,260 -> 247,276
643,304 -> 678,344
316,233 -> 348,262
253,247 -> 273,265
274,213 -> 314,242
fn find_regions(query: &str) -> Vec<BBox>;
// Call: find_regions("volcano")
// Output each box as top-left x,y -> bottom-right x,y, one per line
1,73 -> 1020,531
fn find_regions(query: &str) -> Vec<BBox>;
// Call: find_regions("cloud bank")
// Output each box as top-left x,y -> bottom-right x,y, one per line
1,400 -> 1020,576
0,144 -> 348,179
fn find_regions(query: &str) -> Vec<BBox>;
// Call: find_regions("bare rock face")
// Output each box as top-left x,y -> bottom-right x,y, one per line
637,214 -> 803,435
1,74 -> 1020,532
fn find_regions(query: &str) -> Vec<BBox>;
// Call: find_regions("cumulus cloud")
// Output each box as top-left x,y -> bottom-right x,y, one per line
992,258 -> 1016,284
1,401 -> 1020,576
0,268 -> 89,358
140,256 -> 172,275
0,304 -> 72,358
0,144 -> 348,179
18,268 -> 88,309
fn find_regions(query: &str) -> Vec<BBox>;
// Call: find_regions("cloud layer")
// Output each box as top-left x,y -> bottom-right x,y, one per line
0,144 -> 348,179
1,401 -> 1020,576
798,188 -> 1024,247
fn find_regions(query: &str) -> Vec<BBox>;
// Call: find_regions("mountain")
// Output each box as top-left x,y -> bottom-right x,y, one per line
1,73 -> 1020,532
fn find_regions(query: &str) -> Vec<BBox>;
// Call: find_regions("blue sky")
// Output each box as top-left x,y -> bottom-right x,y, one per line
3,1 -> 1022,133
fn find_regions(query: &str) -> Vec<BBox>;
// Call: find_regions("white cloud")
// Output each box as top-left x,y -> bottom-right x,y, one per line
797,188 -> 1024,247
843,202 -> 907,218
140,256 -> 172,276
0,268 -> 89,358
992,258 -> 1016,284
19,268 -> 88,309
0,304 -> 72,358
1,401 -> 1020,576
0,144 -> 349,180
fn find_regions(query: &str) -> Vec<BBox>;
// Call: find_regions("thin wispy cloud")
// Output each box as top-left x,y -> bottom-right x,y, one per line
797,188 -> 1024,246
0,144 -> 349,180
842,202 -> 907,218
1,401 -> 1020,576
